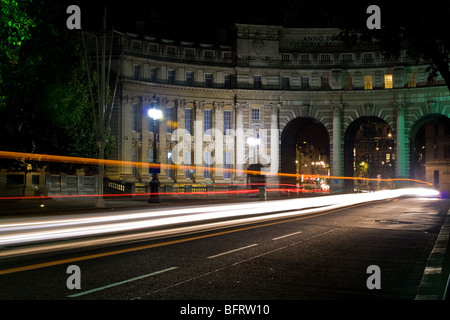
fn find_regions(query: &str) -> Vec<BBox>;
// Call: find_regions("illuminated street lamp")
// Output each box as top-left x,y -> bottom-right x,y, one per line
247,136 -> 261,146
148,106 -> 162,120
148,95 -> 162,165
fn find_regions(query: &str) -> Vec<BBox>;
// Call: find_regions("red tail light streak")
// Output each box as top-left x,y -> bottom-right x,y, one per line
0,150 -> 433,201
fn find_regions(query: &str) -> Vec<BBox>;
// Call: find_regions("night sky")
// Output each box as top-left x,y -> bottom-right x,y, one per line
74,0 -> 373,42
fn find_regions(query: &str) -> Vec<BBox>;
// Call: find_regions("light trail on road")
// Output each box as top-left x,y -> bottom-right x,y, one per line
0,188 -> 439,260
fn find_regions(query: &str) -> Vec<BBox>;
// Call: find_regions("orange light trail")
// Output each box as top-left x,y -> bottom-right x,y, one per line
0,149 -> 433,200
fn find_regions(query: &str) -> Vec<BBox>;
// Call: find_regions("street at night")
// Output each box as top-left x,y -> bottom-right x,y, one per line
2,1 -> 450,316
1,192 -> 449,305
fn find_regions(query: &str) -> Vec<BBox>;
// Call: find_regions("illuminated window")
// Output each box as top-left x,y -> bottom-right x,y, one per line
185,108 -> 191,134
251,108 -> 260,121
384,74 -> 393,89
344,76 -> 353,90
224,152 -> 232,179
204,151 -> 211,179
364,75 -> 373,90
408,73 -> 417,88
204,109 -> 212,132
224,110 -> 232,135
166,107 -> 173,134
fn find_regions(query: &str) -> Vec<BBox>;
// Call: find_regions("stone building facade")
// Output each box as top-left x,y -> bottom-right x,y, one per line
106,24 -> 450,193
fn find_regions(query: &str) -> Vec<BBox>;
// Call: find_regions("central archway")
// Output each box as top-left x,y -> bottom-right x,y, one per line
344,116 -> 394,192
280,117 -> 329,184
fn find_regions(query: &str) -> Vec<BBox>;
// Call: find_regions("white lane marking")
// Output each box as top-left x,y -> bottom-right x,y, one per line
272,231 -> 303,240
67,266 -> 178,298
207,244 -> 259,259
136,229 -> 336,299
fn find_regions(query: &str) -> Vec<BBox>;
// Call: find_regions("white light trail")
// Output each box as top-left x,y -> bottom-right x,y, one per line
0,188 -> 440,258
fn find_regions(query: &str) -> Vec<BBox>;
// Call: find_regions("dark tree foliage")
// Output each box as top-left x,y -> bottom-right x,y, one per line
0,0 -> 114,173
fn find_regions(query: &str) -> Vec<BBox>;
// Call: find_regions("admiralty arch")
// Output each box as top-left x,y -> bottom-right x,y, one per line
105,24 -> 450,194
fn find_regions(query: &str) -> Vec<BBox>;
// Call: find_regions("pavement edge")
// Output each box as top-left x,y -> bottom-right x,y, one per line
415,207 -> 450,300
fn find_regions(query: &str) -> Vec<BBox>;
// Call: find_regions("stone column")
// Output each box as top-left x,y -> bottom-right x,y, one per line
120,97 -> 134,180
214,102 -> 224,182
395,103 -> 407,183
270,104 -> 280,174
175,99 -> 187,183
140,96 -> 151,182
194,101 -> 204,182
331,104 -> 344,192
235,103 -> 246,182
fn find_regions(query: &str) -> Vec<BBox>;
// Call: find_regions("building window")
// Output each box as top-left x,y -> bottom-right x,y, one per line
204,50 -> 215,59
384,74 -> 393,89
148,44 -> 158,52
253,75 -> 262,89
185,48 -> 195,57
301,76 -> 309,89
168,69 -> 175,85
185,151 -> 192,179
204,109 -> 212,132
444,145 -> 450,159
204,151 -> 212,179
224,74 -> 231,88
185,108 -> 191,134
133,65 -> 140,80
321,76 -> 329,89
281,76 -> 290,90
282,54 -> 290,62
408,73 -> 417,88
166,46 -> 177,55
205,73 -> 213,88
148,149 -> 154,164
224,110 -> 232,135
166,107 -> 173,134
320,54 -> 331,62
363,53 -> 373,62
341,53 -> 353,62
364,75 -> 373,90
344,76 -> 353,90
251,108 -> 260,121
132,104 -> 138,131
186,71 -> 193,86
132,148 -> 137,177
150,67 -> 157,82
223,51 -> 232,59
166,151 -> 172,179
224,152 -> 232,179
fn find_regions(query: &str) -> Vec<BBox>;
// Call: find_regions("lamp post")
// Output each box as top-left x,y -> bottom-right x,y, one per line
148,95 -> 162,165
148,96 -> 162,203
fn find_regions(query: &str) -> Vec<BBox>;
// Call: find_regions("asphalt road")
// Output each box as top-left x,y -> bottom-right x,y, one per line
1,195 -> 449,310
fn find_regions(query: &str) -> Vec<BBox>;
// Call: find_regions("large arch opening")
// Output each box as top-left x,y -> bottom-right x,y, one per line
344,116 -> 394,192
410,114 -> 450,193
280,117 -> 330,187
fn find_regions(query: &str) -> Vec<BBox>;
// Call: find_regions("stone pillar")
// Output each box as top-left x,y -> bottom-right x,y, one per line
140,96 -> 151,182
194,101 -> 204,182
235,103 -> 246,182
120,97 -> 134,180
175,99 -> 187,183
395,103 -> 407,184
331,104 -> 344,192
214,102 -> 224,182
270,104 -> 280,174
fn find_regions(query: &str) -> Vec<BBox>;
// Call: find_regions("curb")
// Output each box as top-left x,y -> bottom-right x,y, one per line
415,208 -> 450,300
